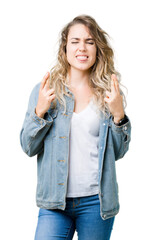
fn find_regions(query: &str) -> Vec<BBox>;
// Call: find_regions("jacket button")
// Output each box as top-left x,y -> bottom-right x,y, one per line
58,160 -> 65,162
123,126 -> 127,130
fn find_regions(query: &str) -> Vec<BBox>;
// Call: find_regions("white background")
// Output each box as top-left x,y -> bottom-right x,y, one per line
0,0 -> 151,239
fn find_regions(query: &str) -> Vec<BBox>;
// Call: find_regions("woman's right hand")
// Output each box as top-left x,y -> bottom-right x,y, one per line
35,72 -> 56,118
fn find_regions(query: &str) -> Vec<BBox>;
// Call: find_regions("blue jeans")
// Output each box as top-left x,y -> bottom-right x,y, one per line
34,194 -> 115,240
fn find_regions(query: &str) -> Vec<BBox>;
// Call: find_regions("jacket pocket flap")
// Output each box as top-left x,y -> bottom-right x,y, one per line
48,108 -> 58,119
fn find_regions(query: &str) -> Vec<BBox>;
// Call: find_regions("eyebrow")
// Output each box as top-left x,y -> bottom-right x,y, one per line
70,38 -> 95,41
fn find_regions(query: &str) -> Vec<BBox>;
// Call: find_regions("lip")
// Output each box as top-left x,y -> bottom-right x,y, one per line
76,55 -> 89,58
76,55 -> 89,62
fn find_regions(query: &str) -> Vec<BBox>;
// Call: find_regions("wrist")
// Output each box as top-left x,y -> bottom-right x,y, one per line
35,108 -> 45,119
113,113 -> 125,124
112,114 -> 129,126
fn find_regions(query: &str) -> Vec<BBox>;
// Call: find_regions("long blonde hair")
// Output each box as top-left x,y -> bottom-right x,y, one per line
49,15 -> 126,115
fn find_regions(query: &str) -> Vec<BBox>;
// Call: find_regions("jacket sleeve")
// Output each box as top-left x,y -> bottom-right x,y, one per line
110,114 -> 131,161
20,83 -> 54,157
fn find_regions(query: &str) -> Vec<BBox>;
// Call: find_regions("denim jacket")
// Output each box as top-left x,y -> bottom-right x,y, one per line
20,82 -> 131,220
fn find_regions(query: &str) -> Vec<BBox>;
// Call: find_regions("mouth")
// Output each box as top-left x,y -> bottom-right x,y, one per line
76,55 -> 89,61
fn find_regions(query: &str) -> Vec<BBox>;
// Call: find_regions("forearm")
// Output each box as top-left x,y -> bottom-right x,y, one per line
20,107 -> 53,157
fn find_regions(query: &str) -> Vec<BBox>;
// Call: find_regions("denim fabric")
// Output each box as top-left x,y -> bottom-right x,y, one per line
34,194 -> 115,240
20,82 -> 131,220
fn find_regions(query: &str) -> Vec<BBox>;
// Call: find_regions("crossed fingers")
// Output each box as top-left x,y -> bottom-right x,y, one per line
40,72 -> 55,96
104,74 -> 124,120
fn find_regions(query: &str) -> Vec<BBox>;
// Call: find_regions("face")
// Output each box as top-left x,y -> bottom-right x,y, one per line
66,24 -> 97,73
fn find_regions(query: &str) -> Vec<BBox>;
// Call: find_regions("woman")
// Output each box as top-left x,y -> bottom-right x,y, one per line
20,15 -> 131,240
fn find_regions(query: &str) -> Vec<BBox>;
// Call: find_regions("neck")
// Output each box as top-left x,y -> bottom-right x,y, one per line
67,68 -> 91,89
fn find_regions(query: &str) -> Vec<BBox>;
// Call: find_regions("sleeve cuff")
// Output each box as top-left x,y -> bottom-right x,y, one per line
111,115 -> 131,134
30,108 -> 53,127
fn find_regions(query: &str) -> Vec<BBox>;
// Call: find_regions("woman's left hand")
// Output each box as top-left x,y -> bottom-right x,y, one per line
104,74 -> 125,124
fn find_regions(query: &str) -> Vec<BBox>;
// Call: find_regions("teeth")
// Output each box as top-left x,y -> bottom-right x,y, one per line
76,56 -> 88,60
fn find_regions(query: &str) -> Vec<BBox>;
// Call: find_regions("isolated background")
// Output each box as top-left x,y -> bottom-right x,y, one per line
0,0 -> 151,239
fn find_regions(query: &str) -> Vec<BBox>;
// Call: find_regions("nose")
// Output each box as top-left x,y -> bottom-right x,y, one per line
79,41 -> 86,51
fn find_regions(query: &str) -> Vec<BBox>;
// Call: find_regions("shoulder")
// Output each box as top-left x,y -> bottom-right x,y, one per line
27,82 -> 41,107
29,82 -> 41,100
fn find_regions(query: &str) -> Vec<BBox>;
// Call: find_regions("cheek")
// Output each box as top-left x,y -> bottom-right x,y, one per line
66,45 -> 76,62
94,47 -> 97,57
66,45 -> 71,62
91,48 -> 97,61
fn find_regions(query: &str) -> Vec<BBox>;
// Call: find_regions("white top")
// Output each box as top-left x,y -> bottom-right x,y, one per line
66,99 -> 100,197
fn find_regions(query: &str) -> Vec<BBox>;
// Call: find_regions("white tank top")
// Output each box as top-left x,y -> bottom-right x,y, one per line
66,99 -> 100,197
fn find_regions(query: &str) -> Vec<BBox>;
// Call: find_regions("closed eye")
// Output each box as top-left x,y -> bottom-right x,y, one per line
86,42 -> 94,45
71,42 -> 94,45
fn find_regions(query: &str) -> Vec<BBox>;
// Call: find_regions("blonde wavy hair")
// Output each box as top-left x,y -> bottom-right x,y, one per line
49,14 -> 126,116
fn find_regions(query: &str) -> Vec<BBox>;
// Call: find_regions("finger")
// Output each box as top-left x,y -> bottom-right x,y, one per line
41,72 -> 50,90
114,80 -> 120,93
46,88 -> 55,96
47,93 -> 56,102
44,78 -> 51,91
112,74 -> 120,92
111,75 -> 116,94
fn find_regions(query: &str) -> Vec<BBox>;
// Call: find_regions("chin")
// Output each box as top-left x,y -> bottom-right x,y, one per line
75,67 -> 91,72
74,63 -> 94,72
